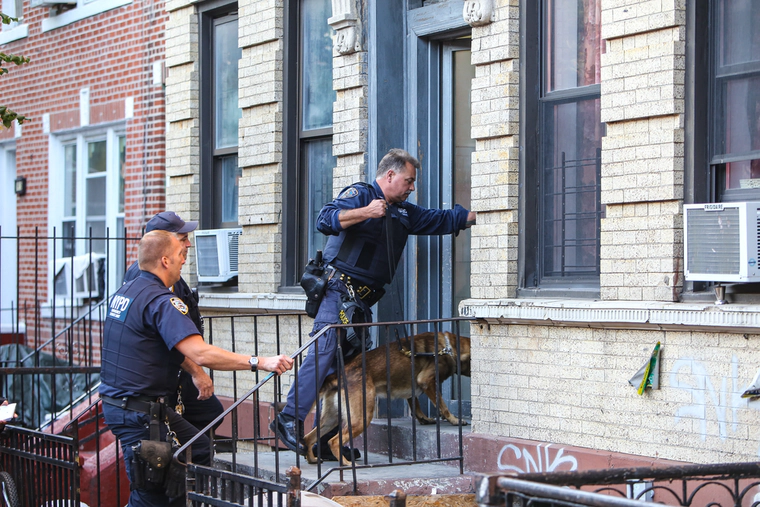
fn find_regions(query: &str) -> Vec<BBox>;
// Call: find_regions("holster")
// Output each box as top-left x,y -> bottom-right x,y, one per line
300,251 -> 329,318
131,440 -> 172,492
129,400 -> 186,497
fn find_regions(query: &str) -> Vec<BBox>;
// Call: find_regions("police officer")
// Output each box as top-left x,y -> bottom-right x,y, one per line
101,230 -> 293,506
270,148 -> 476,458
124,211 -> 222,435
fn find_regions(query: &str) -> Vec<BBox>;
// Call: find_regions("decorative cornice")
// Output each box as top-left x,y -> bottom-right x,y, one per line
459,299 -> 760,334
463,0 -> 495,27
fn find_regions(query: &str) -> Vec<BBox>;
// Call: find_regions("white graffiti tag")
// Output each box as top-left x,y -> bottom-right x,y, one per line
670,356 -> 745,442
497,443 -> 578,473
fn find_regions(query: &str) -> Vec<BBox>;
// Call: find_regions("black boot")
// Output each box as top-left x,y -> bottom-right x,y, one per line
269,412 -> 306,455
311,427 -> 361,462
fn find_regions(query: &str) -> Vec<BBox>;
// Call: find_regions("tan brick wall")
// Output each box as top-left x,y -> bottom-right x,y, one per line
332,46 -> 369,195
599,1 -> 686,302
469,3 -> 520,299
471,324 -> 760,464
237,1 -> 284,293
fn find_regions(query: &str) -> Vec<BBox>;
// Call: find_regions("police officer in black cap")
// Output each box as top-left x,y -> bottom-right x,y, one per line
101,230 -> 293,506
124,211 -> 222,436
270,148 -> 476,459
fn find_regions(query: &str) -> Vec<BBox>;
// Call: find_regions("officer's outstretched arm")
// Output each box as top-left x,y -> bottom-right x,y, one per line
175,334 -> 293,375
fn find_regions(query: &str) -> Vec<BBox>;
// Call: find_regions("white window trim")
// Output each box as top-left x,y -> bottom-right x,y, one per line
47,125 -> 125,306
40,0 -> 131,32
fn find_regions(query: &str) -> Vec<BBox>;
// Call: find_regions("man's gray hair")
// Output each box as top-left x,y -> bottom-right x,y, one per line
376,148 -> 421,177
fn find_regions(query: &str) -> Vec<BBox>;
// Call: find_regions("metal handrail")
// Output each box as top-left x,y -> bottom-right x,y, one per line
174,316 -> 475,498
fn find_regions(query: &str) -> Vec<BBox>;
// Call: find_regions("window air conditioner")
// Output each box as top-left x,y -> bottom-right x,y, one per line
195,228 -> 242,283
30,0 -> 76,7
53,254 -> 106,301
683,202 -> 760,283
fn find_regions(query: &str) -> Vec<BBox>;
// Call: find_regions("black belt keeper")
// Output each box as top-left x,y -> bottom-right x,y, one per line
149,401 -> 163,441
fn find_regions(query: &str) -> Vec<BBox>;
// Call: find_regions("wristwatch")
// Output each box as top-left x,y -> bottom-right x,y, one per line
248,356 -> 259,371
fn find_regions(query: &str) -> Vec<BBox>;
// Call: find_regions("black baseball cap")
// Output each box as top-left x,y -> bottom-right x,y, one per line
145,211 -> 198,234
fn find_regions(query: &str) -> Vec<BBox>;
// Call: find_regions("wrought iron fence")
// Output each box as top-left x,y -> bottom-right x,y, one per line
0,425 -> 79,507
476,461 -> 760,507
0,228 -> 138,429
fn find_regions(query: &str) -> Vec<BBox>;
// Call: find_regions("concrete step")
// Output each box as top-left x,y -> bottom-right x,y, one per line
214,449 -> 476,498
214,416 -> 476,498
331,494 -> 477,506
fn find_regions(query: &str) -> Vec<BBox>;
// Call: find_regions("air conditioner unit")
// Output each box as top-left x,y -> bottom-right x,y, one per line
30,0 -> 76,8
195,228 -> 242,283
683,202 -> 760,283
53,254 -> 106,301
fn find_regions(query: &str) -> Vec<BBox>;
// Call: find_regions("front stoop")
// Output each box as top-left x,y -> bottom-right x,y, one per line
214,418 -> 476,498
214,449 -> 476,497
331,494 -> 477,506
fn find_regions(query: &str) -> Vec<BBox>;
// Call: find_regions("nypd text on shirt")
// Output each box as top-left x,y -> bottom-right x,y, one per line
108,295 -> 132,321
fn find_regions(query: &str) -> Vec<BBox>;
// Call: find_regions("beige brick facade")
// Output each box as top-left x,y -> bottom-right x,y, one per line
470,322 -> 760,464
161,0 -> 760,467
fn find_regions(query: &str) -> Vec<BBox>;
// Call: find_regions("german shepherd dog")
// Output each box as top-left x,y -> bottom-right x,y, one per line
303,331 -> 471,465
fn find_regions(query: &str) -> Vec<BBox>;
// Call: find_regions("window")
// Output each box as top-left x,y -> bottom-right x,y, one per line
199,5 -> 242,229
0,0 -> 27,44
51,129 -> 126,298
522,0 -> 603,293
710,0 -> 760,202
283,0 -> 336,288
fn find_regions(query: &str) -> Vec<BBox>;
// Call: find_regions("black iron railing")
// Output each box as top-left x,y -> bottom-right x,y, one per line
0,228 -> 138,429
175,316 -> 473,504
476,461 -> 760,507
0,425 -> 79,507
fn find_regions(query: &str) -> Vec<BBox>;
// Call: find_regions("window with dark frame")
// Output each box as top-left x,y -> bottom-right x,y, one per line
523,0 -> 603,292
283,0 -> 336,289
710,0 -> 760,202
199,5 -> 242,230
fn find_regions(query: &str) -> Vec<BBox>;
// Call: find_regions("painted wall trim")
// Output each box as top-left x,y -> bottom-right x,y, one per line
460,298 -> 760,334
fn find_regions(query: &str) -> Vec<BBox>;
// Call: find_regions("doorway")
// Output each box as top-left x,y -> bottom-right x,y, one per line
409,37 -> 474,419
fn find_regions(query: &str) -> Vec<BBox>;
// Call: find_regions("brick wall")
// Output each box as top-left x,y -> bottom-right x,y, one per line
2,0 -> 167,348
470,322 -> 760,464
599,0 -> 686,301
469,3 -> 520,299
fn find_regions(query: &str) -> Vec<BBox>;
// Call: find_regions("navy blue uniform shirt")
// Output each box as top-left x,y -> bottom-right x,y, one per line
318,180 -> 470,288
100,270 -> 199,399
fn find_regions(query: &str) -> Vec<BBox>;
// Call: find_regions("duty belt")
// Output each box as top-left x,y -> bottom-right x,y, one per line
329,267 -> 385,306
101,394 -> 167,415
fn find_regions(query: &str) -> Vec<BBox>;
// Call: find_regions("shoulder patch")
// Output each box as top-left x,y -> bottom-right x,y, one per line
170,297 -> 189,315
338,186 -> 360,199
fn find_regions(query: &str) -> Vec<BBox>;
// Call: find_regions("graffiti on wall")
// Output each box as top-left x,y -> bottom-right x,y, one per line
497,443 -> 578,473
670,355 -> 753,443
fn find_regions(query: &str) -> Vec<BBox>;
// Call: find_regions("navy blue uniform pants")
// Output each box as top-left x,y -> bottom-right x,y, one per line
283,277 -> 371,423
103,403 -> 210,507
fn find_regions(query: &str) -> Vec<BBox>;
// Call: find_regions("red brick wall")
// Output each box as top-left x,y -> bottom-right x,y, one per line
1,0 -> 168,348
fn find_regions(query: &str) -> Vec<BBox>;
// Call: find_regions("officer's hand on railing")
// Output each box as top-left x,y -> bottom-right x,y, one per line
191,370 -> 214,400
257,355 -> 294,375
